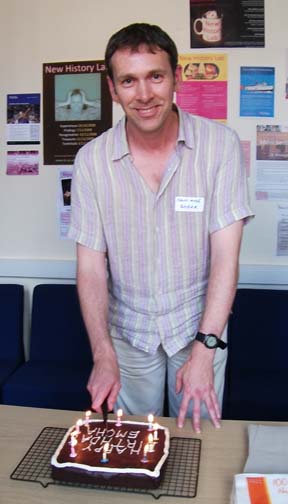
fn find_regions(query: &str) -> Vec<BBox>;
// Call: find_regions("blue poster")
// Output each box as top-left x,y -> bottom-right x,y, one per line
240,66 -> 275,117
7,93 -> 41,144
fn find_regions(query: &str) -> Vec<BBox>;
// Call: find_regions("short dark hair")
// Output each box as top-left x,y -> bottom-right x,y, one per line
105,23 -> 178,81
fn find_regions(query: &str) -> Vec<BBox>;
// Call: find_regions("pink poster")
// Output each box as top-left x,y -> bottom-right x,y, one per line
176,53 -> 227,122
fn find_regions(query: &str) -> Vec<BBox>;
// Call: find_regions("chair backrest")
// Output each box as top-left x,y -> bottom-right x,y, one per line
227,288 -> 288,371
223,288 -> 288,420
29,284 -> 92,363
0,284 -> 24,362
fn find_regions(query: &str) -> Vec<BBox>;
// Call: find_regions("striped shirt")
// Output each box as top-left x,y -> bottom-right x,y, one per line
69,107 -> 254,357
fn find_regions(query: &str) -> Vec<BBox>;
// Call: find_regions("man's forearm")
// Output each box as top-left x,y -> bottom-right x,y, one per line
198,220 -> 244,337
76,244 -> 115,362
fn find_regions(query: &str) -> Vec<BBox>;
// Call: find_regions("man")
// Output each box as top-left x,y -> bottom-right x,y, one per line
69,23 -> 253,433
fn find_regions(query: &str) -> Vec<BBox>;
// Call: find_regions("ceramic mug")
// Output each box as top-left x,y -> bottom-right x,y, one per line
193,10 -> 222,43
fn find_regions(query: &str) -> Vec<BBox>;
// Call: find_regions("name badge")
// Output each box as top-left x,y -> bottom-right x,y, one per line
175,196 -> 205,212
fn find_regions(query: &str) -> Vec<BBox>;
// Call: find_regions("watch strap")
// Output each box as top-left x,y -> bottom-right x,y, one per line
195,331 -> 227,350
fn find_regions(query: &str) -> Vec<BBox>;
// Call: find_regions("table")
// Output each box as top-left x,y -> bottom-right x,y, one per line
0,404 -> 281,504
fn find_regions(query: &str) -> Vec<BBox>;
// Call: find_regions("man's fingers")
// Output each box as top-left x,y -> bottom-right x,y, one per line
175,370 -> 183,394
210,388 -> 221,419
108,383 -> 121,411
177,394 -> 190,428
192,395 -> 201,434
203,388 -> 221,428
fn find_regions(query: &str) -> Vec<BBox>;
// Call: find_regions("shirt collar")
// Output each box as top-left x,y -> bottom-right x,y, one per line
112,105 -> 195,161
112,117 -> 130,161
176,106 -> 195,150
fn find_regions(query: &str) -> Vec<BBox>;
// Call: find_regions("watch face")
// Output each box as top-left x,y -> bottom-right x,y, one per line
205,335 -> 218,348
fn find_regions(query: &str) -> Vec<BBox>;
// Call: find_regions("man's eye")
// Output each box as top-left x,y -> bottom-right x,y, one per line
122,78 -> 133,86
152,73 -> 162,81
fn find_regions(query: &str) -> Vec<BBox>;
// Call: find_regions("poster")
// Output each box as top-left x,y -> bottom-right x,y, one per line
256,125 -> 288,200
240,140 -> 251,177
285,49 -> 288,100
277,205 -> 288,256
7,93 -> 40,144
43,60 -> 112,165
240,67 -> 275,117
190,0 -> 265,48
6,150 -> 39,175
58,168 -> 72,239
176,53 -> 227,121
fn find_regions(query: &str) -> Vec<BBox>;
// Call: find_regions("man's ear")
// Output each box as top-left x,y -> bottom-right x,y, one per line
174,64 -> 182,92
107,75 -> 120,103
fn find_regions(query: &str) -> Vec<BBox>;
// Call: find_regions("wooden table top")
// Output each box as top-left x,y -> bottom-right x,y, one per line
1,404 -> 283,504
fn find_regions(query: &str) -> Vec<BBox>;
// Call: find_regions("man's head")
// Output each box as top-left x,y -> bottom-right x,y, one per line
70,89 -> 84,113
105,23 -> 178,82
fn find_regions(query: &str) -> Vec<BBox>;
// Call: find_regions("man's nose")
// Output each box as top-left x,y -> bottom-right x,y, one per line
136,80 -> 153,102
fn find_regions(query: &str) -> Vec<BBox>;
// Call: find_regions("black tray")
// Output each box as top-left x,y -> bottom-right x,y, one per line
10,426 -> 201,499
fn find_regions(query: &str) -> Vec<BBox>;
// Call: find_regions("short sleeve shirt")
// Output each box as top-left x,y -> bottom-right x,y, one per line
69,107 -> 254,357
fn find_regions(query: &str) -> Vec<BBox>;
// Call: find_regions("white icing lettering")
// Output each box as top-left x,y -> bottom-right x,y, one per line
115,430 -> 128,438
127,430 -> 140,439
127,439 -> 144,455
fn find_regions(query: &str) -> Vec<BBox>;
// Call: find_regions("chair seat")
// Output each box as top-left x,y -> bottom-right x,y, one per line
2,360 -> 92,411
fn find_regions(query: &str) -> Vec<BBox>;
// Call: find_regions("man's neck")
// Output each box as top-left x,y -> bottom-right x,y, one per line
126,108 -> 179,154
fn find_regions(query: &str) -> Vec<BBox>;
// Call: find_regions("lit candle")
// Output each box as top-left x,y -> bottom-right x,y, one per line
70,431 -> 77,458
85,410 -> 91,433
153,423 -> 159,441
75,419 -> 82,435
147,413 -> 154,431
101,442 -> 110,463
148,433 -> 154,452
116,408 -> 123,426
141,443 -> 149,464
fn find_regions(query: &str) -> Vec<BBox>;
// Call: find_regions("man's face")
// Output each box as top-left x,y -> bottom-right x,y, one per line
70,94 -> 84,113
107,45 -> 180,136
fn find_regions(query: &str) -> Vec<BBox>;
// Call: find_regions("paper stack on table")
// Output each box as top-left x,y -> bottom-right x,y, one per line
231,424 -> 288,503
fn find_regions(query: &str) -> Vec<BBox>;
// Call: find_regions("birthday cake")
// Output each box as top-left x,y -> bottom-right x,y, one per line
51,418 -> 170,489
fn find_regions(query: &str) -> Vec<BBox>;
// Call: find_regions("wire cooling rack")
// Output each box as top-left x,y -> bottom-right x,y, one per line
10,426 -> 201,499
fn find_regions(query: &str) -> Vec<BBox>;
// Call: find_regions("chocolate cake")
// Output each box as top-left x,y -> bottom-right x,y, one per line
51,419 -> 170,489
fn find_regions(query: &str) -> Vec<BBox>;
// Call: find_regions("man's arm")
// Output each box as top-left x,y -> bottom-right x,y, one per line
76,243 -> 121,412
176,219 -> 244,432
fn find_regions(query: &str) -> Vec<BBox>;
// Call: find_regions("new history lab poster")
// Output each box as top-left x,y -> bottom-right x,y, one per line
43,60 -> 112,165
176,53 -> 227,122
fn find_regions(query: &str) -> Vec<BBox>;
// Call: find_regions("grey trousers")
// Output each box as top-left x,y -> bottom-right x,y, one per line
112,327 -> 228,419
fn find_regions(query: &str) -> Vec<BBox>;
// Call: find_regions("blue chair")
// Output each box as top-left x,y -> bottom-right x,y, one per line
2,284 -> 93,411
0,284 -> 24,402
222,288 -> 288,421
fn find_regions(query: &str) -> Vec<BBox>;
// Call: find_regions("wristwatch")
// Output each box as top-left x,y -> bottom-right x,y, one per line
195,331 -> 227,350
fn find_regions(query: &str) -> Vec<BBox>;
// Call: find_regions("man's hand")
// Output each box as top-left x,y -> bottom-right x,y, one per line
175,341 -> 221,433
87,352 -> 121,413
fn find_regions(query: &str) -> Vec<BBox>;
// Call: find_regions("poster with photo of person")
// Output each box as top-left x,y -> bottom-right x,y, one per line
43,60 -> 112,165
58,168 -> 72,239
190,0 -> 265,49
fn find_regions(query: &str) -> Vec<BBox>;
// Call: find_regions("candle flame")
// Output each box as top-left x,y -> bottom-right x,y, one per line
117,408 -> 123,417
147,413 -> 154,423
103,442 -> 109,452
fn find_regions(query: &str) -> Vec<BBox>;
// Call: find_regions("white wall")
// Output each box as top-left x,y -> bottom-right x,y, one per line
1,0 -> 288,347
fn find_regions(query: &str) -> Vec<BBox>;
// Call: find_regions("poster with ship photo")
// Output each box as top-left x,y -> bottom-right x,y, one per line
190,0 -> 265,49
43,60 -> 112,165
